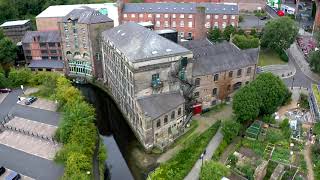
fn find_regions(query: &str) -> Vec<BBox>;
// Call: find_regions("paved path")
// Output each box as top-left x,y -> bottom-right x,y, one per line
304,143 -> 315,180
261,64 -> 296,79
0,90 -> 22,120
184,129 -> 223,180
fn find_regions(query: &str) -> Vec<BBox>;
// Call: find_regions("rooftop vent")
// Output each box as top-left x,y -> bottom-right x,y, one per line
223,8 -> 226,10
142,7 -> 145,10
121,33 -> 126,36
174,7 -> 176,10
151,51 -> 158,55
149,8 -> 152,10
166,49 -> 172,52
182,7 -> 184,10
165,7 -> 168,10
231,8 -> 234,10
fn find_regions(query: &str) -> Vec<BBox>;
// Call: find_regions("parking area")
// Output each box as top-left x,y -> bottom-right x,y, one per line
1,168 -> 34,180
0,93 -> 8,104
17,98 -> 57,112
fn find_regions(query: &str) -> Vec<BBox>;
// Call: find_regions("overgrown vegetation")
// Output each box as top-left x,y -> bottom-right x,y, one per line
148,121 -> 221,180
200,161 -> 229,180
232,34 -> 260,49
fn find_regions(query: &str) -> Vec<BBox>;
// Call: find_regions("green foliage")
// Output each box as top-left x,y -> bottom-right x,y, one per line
212,139 -> 228,160
0,72 -> 9,88
312,144 -> 320,179
262,114 -> 276,124
242,139 -> 266,156
299,93 -> 310,109
314,123 -> 320,141
208,28 -> 222,43
7,68 -> 32,87
239,15 -> 244,22
148,121 -> 221,180
0,37 -> 17,68
309,50 -> 320,74
221,120 -> 242,143
223,25 -> 236,41
232,34 -> 260,49
64,152 -> 92,180
249,29 -> 257,37
238,165 -> 254,180
261,16 -> 298,52
266,128 -> 284,143
280,118 -> 291,140
200,161 -> 229,180
228,154 -> 238,167
278,49 -> 289,62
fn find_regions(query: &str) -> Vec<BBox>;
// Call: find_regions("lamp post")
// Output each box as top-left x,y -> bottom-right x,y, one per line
291,77 -> 295,90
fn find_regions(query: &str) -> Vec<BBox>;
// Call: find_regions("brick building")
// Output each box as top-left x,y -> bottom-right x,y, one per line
180,39 -> 259,109
0,20 -> 32,44
118,2 -> 239,40
58,7 -> 114,80
101,22 -> 194,150
21,31 -> 64,72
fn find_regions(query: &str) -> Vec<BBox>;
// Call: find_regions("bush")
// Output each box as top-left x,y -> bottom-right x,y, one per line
221,120 -> 242,143
232,34 -> 260,49
262,114 -> 276,124
200,161 -> 229,180
212,139 -> 228,160
279,49 -> 289,62
148,121 -> 221,180
7,68 -> 32,87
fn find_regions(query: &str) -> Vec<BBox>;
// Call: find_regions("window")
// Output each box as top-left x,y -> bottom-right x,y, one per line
148,14 -> 152,18
229,71 -> 233,78
48,43 -> 55,47
223,15 -> 227,19
211,100 -> 217,106
180,14 -> 184,18
172,14 -> 176,18
57,43 -> 60,47
156,119 -> 161,128
214,22 -> 218,28
222,22 -> 226,29
152,73 -> 160,81
40,43 -> 46,47
156,14 -> 160,18
41,50 -> 48,54
131,14 -> 135,18
194,92 -> 199,98
178,108 -> 182,116
42,56 -> 48,59
188,14 -> 193,19
180,21 -> 184,27
205,22 -> 210,28
164,116 -> 168,124
247,67 -> 252,75
123,14 -> 127,18
214,74 -> 219,81
237,69 -> 242,77
206,15 -> 210,19
171,111 -> 175,119
188,21 -> 192,28
66,51 -> 72,55
50,50 -> 57,54
231,15 -> 235,19
164,21 -> 169,28
172,21 -> 176,27
139,14 -> 143,18
212,88 -> 217,96
156,21 -> 160,27
195,78 -> 200,87
164,14 -> 169,18
215,15 -> 219,19
51,56 -> 58,60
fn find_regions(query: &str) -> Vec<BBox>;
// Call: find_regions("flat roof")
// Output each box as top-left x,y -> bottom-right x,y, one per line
155,29 -> 177,34
36,3 -> 119,26
0,20 -> 30,27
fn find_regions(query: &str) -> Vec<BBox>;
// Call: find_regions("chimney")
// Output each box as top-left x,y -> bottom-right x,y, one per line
194,6 -> 206,40
117,0 -> 125,24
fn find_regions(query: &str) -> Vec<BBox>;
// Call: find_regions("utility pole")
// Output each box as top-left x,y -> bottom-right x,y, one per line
291,77 -> 295,90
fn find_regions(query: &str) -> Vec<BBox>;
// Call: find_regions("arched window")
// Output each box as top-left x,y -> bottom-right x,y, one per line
214,74 -> 219,81
74,52 -> 80,57
195,78 -> 200,87
83,53 -> 89,58
237,69 -> 242,77
66,51 -> 72,56
233,82 -> 242,90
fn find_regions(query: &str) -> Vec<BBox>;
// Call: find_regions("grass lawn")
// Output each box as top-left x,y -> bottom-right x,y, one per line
258,48 -> 287,66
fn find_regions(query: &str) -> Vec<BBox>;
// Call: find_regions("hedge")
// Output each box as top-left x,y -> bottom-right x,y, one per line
148,120 -> 221,180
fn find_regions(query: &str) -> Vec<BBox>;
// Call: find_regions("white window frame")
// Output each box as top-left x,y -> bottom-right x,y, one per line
164,14 -> 169,18
172,14 -> 176,18
156,21 -> 160,27
156,14 -> 160,18
223,15 -> 227,19
188,21 -> 192,28
222,22 -> 226,28
180,14 -> 184,18
188,14 -> 193,19
214,22 -> 218,28
180,21 -> 184,27
172,21 -> 176,27
123,14 -> 127,18
231,22 -> 235,26
215,15 -> 219,19
148,14 -> 152,18
205,22 -> 211,28
131,14 -> 135,18
139,14 -> 143,18
164,21 -> 169,27
231,15 -> 235,19
206,15 -> 211,19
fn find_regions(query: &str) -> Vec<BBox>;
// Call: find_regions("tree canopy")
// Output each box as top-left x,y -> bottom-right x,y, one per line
200,161 -> 229,180
261,16 -> 298,51
232,34 -> 260,49
208,28 -> 222,43
0,30 -> 17,71
221,120 -> 242,143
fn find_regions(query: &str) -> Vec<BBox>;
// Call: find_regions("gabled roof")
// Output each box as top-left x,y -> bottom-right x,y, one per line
180,39 -> 259,76
137,91 -> 185,120
122,3 -> 239,15
62,7 -> 113,24
22,31 -> 60,43
28,60 -> 64,69
102,22 -> 191,62
0,20 -> 30,27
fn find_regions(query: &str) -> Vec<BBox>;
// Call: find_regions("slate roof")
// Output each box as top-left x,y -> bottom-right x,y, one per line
62,7 -> 113,24
137,91 -> 185,120
180,39 -> 259,76
0,20 -> 30,27
28,60 -> 64,69
123,3 -> 239,15
102,22 -> 191,62
22,31 -> 60,43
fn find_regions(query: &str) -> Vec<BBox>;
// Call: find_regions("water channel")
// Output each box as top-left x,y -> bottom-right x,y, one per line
77,84 -> 158,180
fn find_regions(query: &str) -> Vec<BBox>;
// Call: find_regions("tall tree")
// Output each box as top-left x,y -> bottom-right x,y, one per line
309,50 -> 320,73
223,25 -> 236,41
0,37 -> 17,72
208,28 -> 222,43
261,16 -> 298,51
221,120 -> 242,143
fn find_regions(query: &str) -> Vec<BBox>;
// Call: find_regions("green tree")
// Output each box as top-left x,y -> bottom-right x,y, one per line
309,50 -> 320,73
221,120 -> 242,143
261,16 -> 298,51
200,161 -> 229,180
0,37 -> 17,72
280,118 -> 291,139
208,28 -> 222,42
314,123 -> 320,140
223,25 -> 236,41
232,34 -> 260,49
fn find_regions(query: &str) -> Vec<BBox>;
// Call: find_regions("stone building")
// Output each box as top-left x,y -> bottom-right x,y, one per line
181,39 -> 259,109
101,22 -> 194,150
118,1 -> 239,40
59,7 -> 114,79
0,20 -> 32,44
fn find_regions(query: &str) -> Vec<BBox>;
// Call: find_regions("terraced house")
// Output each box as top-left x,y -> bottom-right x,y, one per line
101,22 -> 194,150
59,6 -> 114,80
118,1 -> 239,40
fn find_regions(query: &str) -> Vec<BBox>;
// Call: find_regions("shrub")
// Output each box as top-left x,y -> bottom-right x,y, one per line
212,139 -> 228,160
262,114 -> 276,124
221,120 -> 242,143
232,34 -> 260,49
200,161 -> 229,180
7,68 -> 32,87
279,49 -> 289,62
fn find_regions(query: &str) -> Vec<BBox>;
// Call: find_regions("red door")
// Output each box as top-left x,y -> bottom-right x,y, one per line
193,104 -> 202,115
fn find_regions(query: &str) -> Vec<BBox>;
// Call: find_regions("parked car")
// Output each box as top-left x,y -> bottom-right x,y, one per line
25,96 -> 37,105
260,16 -> 267,20
5,171 -> 21,180
0,88 -> 11,93
0,166 -> 6,176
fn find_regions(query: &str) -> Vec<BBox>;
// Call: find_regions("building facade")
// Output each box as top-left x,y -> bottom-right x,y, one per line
0,20 -> 32,44
181,39 -> 259,109
118,2 -> 239,40
59,7 -> 114,79
309,84 -> 320,122
101,22 -> 194,150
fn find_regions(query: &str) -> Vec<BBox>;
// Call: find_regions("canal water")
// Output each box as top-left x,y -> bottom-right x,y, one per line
77,84 -> 158,180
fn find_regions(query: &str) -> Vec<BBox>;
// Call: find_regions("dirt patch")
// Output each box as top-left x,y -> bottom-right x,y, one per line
238,147 -> 260,159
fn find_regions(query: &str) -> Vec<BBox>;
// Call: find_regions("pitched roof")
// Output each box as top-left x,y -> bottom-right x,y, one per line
122,3 -> 239,15
0,20 -> 30,27
137,91 -> 185,120
102,22 -> 191,62
22,31 -> 60,43
28,60 -> 64,69
62,7 -> 113,24
180,39 -> 259,76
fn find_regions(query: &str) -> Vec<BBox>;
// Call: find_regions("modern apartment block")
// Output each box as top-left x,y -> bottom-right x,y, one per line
101,22 -> 194,150
58,7 -> 114,79
118,2 -> 239,40
0,20 -> 32,43
180,39 -> 259,110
